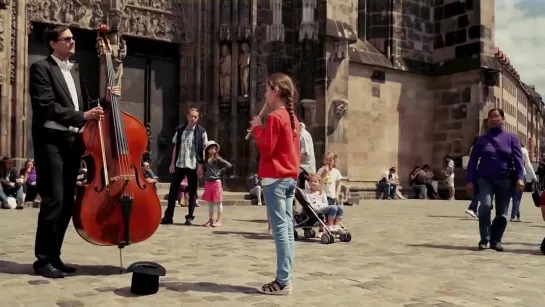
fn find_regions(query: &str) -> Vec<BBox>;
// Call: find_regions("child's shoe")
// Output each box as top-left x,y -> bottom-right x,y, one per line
212,220 -> 222,227
202,219 -> 213,227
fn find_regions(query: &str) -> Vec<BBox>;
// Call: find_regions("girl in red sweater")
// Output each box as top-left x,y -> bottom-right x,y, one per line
250,73 -> 300,295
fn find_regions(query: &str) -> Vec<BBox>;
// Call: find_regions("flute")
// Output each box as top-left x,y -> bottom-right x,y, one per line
245,103 -> 268,140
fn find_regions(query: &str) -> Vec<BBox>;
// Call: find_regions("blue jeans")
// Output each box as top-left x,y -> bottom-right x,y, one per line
263,178 -> 296,285
477,178 -> 512,245
378,182 -> 397,199
510,176 -> 525,219
316,205 -> 344,218
0,184 -> 24,205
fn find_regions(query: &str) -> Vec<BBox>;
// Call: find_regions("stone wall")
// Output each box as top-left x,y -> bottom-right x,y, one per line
432,70 -> 483,166
433,0 -> 495,75
346,63 -> 434,187
391,0 -> 434,74
319,0 -> 358,176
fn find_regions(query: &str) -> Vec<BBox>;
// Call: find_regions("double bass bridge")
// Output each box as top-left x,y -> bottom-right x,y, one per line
110,174 -> 136,182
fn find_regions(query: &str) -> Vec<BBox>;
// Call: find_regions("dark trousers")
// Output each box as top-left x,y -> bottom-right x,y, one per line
33,130 -> 81,264
164,167 -> 198,220
25,184 -> 38,203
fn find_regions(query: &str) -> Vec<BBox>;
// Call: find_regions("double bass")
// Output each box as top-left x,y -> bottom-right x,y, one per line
73,25 -> 161,260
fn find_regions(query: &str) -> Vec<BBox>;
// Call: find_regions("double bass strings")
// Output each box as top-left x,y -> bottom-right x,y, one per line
105,54 -> 132,198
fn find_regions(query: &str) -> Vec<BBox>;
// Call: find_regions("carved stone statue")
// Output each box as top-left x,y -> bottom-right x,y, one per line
100,32 -> 127,87
89,3 -> 104,29
219,45 -> 232,100
239,43 -> 250,98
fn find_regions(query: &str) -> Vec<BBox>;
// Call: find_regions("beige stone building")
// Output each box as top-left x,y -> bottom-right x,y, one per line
493,48 -> 543,162
0,0 -> 542,196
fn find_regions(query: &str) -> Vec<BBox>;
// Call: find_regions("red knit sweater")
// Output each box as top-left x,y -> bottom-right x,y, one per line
253,108 -> 300,179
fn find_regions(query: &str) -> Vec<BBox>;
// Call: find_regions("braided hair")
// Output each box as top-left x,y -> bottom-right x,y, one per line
267,73 -> 298,136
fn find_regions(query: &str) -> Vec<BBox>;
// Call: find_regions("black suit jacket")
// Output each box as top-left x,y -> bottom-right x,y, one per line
28,55 -> 100,137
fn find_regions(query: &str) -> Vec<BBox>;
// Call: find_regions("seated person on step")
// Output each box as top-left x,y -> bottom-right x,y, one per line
248,173 -> 264,206
378,167 -> 399,200
142,161 -> 158,185
0,156 -> 24,209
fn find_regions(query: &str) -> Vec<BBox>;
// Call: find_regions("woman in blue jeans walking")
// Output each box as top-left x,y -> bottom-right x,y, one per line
249,73 -> 300,295
510,143 -> 536,222
466,108 -> 525,251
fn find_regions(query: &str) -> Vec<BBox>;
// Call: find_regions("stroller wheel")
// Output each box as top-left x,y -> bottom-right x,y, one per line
339,232 -> 352,242
294,230 -> 299,241
328,233 -> 335,244
304,229 -> 313,238
320,233 -> 330,244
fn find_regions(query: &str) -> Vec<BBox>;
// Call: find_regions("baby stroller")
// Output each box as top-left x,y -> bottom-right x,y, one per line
293,187 -> 352,244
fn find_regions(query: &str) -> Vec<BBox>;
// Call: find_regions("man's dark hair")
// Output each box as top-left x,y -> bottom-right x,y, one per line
389,167 -> 396,172
45,25 -> 70,54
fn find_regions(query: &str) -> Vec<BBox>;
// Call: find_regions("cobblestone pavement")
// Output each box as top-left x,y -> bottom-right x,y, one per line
1,197 -> 545,307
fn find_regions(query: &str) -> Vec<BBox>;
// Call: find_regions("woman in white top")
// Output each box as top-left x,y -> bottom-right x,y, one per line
510,143 -> 537,222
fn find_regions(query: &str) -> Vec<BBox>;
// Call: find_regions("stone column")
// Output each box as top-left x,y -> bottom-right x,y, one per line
267,0 -> 284,43
212,0 -> 221,140
299,0 -> 318,131
12,0 -> 28,160
0,2 -> 10,156
229,0 -> 240,182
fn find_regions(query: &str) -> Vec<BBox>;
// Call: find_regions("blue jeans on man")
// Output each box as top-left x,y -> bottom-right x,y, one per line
0,183 -> 24,207
477,178 -> 512,246
378,181 -> 397,199
262,178 -> 296,286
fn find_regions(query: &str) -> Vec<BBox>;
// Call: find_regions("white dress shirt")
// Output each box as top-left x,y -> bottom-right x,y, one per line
521,147 -> 537,182
44,55 -> 80,133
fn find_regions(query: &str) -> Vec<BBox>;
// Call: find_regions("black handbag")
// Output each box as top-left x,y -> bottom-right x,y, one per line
532,181 -> 541,208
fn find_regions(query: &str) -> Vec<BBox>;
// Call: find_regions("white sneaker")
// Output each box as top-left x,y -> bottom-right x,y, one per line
465,209 -> 477,218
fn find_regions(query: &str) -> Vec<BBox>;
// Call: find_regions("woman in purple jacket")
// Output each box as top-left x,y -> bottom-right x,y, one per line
466,108 -> 525,252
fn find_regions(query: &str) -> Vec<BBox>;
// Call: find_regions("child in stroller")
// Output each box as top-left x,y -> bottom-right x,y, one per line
293,173 -> 351,244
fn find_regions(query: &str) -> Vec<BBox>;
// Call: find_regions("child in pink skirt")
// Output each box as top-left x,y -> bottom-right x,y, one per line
201,140 -> 232,227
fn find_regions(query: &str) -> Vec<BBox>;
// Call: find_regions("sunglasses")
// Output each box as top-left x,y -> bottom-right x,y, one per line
57,36 -> 75,43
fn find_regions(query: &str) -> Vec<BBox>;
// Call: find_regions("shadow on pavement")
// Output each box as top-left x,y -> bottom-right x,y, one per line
212,230 -> 272,240
232,219 -> 268,224
113,281 -> 257,297
407,243 -> 543,255
0,260 -> 124,276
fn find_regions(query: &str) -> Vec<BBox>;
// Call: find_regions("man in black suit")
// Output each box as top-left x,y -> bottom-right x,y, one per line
29,25 -> 120,278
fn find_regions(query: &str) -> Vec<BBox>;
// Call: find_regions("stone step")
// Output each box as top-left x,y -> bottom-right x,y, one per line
23,197 -> 257,209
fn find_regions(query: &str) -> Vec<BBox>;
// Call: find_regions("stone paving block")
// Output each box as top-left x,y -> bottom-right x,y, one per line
1,198 -> 545,306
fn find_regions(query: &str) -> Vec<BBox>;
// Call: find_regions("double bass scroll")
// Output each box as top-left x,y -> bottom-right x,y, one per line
72,24 -> 161,250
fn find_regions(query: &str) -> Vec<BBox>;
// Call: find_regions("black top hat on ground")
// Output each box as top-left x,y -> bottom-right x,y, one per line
126,261 -> 167,295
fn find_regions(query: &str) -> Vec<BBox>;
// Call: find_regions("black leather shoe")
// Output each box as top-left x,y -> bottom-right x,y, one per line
478,243 -> 487,250
51,259 -> 76,273
33,263 -> 66,279
491,243 -> 504,252
160,217 -> 173,225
